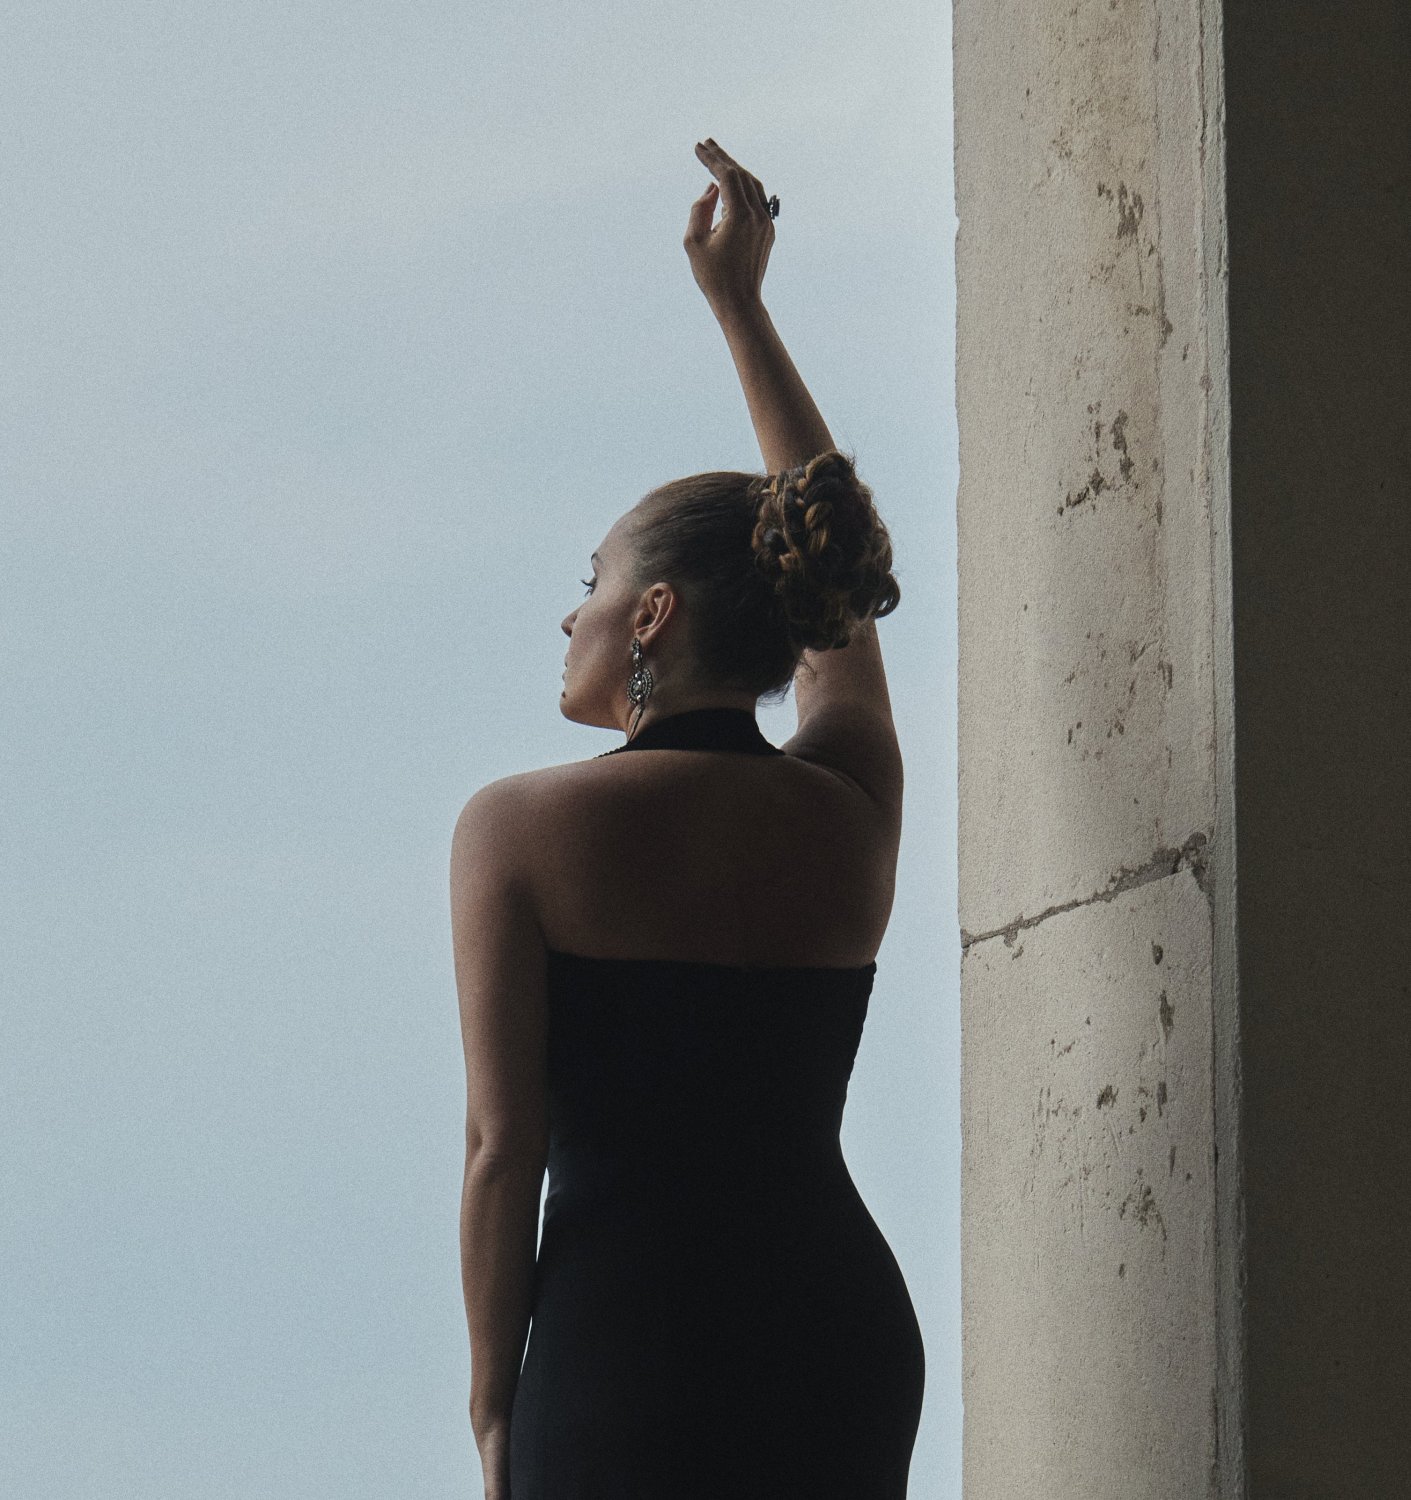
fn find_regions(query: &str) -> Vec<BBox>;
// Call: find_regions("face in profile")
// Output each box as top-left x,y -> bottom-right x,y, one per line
560,511 -> 644,732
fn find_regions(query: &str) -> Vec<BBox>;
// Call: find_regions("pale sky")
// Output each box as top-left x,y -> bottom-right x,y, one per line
2,2 -> 959,1494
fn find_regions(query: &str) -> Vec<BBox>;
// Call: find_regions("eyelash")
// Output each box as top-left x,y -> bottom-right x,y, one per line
579,577 -> 595,595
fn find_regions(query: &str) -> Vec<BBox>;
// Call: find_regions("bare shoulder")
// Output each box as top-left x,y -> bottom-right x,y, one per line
780,618 -> 903,822
452,757 -> 623,874
453,772 -> 528,851
453,764 -> 581,860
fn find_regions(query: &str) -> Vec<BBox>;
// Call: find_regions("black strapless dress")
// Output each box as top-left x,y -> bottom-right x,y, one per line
507,708 -> 925,1498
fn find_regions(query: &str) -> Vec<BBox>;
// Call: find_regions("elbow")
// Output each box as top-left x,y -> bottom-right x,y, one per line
465,1130 -> 549,1177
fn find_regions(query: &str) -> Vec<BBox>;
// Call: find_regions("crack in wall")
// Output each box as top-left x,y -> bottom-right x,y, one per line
960,830 -> 1210,951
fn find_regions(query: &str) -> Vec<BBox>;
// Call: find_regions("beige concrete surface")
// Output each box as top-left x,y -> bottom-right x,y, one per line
962,868 -> 1217,1498
956,0 -> 1411,1493
954,0 -> 1238,1494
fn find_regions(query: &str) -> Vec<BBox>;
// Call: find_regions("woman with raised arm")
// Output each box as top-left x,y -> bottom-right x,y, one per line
451,138 -> 923,1499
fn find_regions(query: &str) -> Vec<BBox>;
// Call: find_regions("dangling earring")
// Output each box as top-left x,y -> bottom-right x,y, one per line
626,636 -> 653,736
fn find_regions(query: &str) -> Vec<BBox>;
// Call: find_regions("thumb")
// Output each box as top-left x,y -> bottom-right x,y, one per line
684,181 -> 719,244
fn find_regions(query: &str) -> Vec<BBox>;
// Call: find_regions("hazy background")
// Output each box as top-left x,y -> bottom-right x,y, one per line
2,2 -> 959,1493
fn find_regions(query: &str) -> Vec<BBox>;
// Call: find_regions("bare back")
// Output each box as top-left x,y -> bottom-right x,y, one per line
519,621 -> 902,969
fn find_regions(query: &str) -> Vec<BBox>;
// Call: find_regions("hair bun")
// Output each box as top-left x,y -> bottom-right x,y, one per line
749,451 -> 901,650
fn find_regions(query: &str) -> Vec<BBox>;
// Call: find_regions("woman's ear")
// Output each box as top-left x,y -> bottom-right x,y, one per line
632,582 -> 678,648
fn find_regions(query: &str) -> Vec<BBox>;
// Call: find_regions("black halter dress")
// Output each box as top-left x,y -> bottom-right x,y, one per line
507,707 -> 925,1498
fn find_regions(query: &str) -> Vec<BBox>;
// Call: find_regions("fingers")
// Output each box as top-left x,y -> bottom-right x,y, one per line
683,180 -> 719,245
694,139 -> 771,221
695,142 -> 750,220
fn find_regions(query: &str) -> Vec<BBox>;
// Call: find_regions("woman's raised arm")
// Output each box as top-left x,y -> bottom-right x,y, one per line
685,139 -> 836,475
684,140 -> 899,811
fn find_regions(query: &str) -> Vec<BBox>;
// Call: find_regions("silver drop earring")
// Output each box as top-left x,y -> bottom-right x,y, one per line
627,637 -> 654,710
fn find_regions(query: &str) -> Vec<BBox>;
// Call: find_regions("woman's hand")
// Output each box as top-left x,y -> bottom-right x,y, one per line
684,138 -> 776,319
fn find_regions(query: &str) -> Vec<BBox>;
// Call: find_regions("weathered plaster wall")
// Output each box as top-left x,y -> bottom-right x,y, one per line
962,869 -> 1217,1493
954,0 -> 1237,1493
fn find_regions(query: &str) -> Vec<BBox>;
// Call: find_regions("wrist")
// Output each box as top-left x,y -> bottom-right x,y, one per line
711,293 -> 770,338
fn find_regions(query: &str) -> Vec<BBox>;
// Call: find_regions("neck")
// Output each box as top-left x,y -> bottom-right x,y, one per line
625,690 -> 757,739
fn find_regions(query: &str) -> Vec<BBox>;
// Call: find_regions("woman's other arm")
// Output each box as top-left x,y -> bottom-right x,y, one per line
450,778 -> 550,1496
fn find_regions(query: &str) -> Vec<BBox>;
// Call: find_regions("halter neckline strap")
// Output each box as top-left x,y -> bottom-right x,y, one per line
597,706 -> 785,758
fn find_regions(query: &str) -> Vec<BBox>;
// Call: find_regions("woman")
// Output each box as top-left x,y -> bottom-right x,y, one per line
451,138 -> 923,1499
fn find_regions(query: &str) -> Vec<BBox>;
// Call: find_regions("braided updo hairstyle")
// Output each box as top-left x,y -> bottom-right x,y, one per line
629,450 -> 901,704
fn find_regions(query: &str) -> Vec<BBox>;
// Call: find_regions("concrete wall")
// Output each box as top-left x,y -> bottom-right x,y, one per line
955,0 -> 1410,1494
954,0 -> 1239,1493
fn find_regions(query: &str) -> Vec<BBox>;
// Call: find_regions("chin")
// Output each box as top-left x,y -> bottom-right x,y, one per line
559,692 -> 586,725
560,694 -> 613,731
